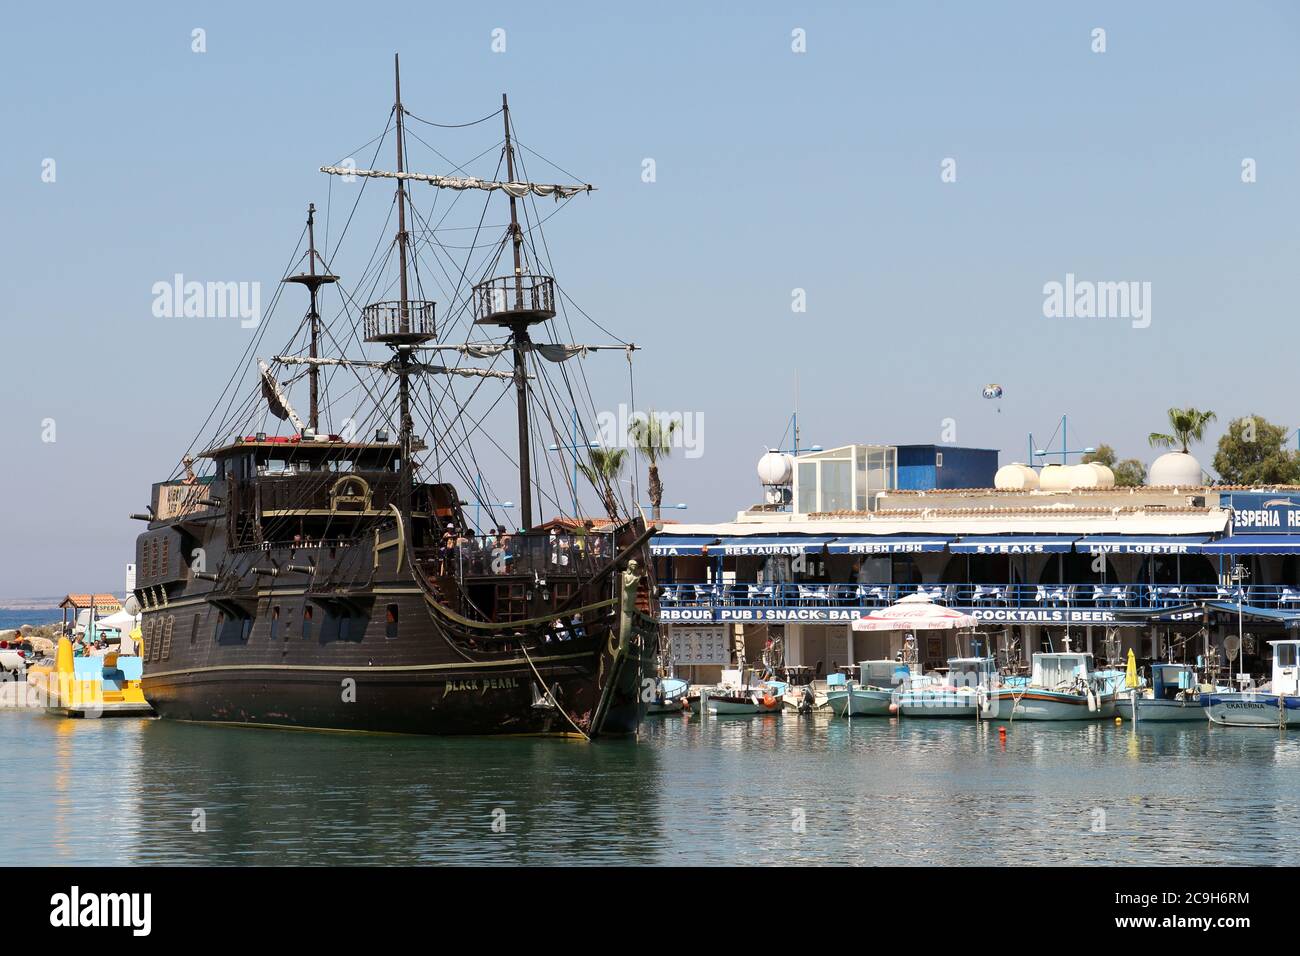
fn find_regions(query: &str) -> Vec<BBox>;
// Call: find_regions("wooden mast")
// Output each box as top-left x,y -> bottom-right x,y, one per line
502,94 -> 534,531
394,53 -> 414,505
306,204 -> 321,431
283,204 -> 338,435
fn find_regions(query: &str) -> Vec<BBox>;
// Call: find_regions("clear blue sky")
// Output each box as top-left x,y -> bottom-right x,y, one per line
3,0 -> 1300,596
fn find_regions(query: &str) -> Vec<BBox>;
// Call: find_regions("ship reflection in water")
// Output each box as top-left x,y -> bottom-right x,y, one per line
5,712 -> 1300,866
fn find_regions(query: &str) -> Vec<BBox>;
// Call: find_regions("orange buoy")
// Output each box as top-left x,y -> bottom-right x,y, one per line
888,703 -> 899,713
762,694 -> 776,708
998,726 -> 1007,739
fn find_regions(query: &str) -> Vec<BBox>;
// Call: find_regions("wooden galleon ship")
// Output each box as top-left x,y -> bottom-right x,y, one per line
130,58 -> 659,737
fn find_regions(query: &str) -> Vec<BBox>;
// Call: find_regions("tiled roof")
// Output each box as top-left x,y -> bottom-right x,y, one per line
58,593 -> 121,610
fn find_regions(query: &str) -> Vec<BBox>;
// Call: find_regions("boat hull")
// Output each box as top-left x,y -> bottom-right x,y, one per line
1204,693 -> 1300,727
1119,694 -> 1209,722
980,689 -> 1115,721
896,687 -> 979,718
704,692 -> 782,715
826,687 -> 893,717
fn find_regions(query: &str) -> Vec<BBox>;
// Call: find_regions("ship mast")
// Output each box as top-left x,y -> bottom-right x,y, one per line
393,53 -> 415,502
283,203 -> 338,433
501,95 -> 535,531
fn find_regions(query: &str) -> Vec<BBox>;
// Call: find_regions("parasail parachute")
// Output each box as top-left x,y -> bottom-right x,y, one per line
982,383 -> 1003,411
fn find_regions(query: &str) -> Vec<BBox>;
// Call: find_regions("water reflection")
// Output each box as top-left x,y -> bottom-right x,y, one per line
1,709 -> 1298,865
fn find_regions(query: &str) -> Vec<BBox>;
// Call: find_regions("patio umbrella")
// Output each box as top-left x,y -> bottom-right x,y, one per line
851,593 -> 978,632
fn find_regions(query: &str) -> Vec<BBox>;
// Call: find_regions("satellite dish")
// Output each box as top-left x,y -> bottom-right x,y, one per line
1225,635 -> 1241,662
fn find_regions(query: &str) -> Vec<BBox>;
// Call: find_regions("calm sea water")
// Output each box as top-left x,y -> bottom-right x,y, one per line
0,709 -> 1296,866
0,608 -> 60,631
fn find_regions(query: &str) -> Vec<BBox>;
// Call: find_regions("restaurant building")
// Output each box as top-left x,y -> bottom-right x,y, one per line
652,447 -> 1300,684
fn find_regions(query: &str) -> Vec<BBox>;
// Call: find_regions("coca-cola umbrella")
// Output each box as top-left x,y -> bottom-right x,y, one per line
851,593 -> 977,631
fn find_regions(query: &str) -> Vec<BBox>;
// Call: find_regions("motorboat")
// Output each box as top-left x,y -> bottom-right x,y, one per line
1204,639 -> 1300,728
896,656 -> 997,718
978,651 -> 1115,721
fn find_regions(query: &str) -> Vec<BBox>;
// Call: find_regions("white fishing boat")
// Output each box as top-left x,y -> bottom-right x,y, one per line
695,669 -> 785,716
896,656 -> 997,718
979,651 -> 1115,721
1204,640 -> 1300,728
1115,662 -> 1222,722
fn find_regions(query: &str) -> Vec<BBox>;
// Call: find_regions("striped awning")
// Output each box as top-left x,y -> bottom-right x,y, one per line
713,536 -> 834,556
949,536 -> 1077,555
824,537 -> 950,555
1075,535 -> 1210,555
1200,535 -> 1300,555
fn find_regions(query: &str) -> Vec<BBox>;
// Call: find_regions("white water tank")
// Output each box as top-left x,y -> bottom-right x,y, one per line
1149,451 -> 1201,487
1039,463 -> 1073,492
994,463 -> 1040,490
1085,462 -> 1116,488
757,450 -> 794,486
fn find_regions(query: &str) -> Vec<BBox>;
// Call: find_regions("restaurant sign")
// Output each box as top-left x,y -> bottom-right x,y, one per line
659,607 -> 862,623
971,608 -> 1120,624
1225,492 -> 1300,534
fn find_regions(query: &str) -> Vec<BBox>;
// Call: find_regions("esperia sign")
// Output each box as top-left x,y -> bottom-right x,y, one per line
1224,491 -> 1300,534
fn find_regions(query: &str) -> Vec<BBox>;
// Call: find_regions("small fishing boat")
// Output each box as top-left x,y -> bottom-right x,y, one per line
978,651 -> 1114,721
702,682 -> 784,715
1204,640 -> 1300,728
896,656 -> 997,718
825,660 -> 917,718
692,669 -> 784,715
646,676 -> 690,715
1115,662 -> 1221,722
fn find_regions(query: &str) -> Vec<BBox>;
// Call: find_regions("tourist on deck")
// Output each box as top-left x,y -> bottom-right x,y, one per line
439,523 -> 457,576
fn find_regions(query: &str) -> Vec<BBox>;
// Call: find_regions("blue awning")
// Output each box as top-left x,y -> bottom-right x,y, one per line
950,536 -> 1077,555
649,535 -> 718,556
1075,535 -> 1210,555
1200,535 -> 1300,555
714,535 -> 835,556
824,537 -> 950,555
1203,601 -> 1300,624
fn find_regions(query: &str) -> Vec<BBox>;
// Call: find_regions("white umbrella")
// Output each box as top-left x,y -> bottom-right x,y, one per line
852,593 -> 977,632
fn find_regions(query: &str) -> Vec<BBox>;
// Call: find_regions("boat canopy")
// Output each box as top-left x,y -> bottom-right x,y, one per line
1075,535 -> 1210,555
949,535 -> 1077,554
1030,652 -> 1095,687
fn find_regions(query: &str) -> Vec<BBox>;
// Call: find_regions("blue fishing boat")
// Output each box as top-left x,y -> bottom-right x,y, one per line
1115,662 -> 1222,722
646,676 -> 690,715
1204,640 -> 1300,728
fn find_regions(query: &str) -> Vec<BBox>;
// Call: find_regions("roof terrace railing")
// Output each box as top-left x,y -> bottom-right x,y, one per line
656,582 -> 1300,613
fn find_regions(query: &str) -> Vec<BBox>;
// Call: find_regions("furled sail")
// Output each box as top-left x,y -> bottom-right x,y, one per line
258,359 -> 305,430
319,165 -> 592,200
274,354 -> 520,380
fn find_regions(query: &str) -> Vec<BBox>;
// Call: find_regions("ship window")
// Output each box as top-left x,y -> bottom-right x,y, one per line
386,604 -> 399,640
190,614 -> 199,645
241,618 -> 252,642
338,615 -> 351,642
270,605 -> 280,640
213,611 -> 224,642
303,605 -> 313,640
1279,644 -> 1298,667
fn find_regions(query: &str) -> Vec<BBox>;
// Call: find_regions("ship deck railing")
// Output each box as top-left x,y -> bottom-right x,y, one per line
657,581 -> 1300,613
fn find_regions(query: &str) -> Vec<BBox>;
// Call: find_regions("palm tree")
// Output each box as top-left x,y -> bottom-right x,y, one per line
629,411 -> 680,521
577,447 -> 627,520
1148,407 -> 1217,454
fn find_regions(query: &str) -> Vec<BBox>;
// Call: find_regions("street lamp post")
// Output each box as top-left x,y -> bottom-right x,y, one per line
547,410 -> 599,518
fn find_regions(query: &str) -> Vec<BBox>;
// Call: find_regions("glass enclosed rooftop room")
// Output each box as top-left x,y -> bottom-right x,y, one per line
794,445 -> 897,514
